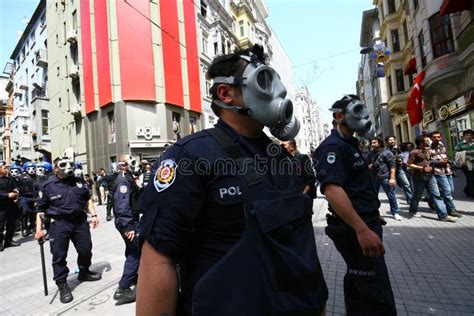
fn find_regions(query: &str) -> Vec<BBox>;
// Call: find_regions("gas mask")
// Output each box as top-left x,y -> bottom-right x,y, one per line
36,167 -> 46,177
331,96 -> 373,135
24,162 -> 36,176
9,168 -> 21,177
212,54 -> 300,140
56,159 -> 75,178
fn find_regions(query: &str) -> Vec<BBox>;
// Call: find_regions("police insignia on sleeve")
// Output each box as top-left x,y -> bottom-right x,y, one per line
119,185 -> 128,194
327,152 -> 336,164
76,182 -> 83,188
154,159 -> 177,192
38,191 -> 43,198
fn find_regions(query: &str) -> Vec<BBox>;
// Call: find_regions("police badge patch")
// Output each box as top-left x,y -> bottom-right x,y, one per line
154,159 -> 177,192
119,185 -> 128,194
327,152 -> 336,164
38,191 -> 43,198
76,182 -> 83,188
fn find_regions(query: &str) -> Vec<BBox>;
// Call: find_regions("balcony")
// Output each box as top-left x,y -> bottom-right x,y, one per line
66,30 -> 78,44
35,49 -> 48,68
19,82 -> 29,90
70,103 -> 82,116
68,65 -> 80,79
387,90 -> 410,114
32,83 -> 48,101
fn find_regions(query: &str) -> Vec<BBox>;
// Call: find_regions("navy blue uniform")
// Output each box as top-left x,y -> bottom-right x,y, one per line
110,172 -> 140,289
37,176 -> 93,281
0,175 -> 19,247
16,174 -> 36,234
140,120 -> 328,315
313,129 -> 396,315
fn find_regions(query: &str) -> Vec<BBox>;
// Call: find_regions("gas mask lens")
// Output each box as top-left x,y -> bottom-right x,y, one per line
256,69 -> 273,91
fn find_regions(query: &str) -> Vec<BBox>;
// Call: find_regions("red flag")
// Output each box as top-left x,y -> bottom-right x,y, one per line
407,71 -> 425,126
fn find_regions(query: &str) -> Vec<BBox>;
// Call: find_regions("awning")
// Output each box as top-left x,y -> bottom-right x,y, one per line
404,57 -> 417,75
440,0 -> 471,16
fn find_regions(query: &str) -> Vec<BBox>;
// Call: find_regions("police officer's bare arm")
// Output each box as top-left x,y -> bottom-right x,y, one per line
136,240 -> 177,316
324,184 -> 385,257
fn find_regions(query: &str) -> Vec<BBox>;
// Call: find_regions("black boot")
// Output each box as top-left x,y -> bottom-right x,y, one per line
77,269 -> 102,282
4,240 -> 21,248
56,279 -> 73,303
113,287 -> 136,305
0,242 -> 4,252
21,217 -> 30,237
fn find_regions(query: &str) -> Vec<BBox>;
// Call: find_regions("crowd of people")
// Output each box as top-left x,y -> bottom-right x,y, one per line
362,129 -> 471,223
1,44 -> 473,315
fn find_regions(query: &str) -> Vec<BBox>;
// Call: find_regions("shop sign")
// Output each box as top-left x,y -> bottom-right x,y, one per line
438,96 -> 469,120
423,109 -> 435,124
439,105 -> 449,120
136,126 -> 160,140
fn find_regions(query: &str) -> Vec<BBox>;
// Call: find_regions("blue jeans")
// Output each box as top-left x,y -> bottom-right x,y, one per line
375,178 -> 400,214
409,174 -> 448,219
434,175 -> 456,212
396,169 -> 412,204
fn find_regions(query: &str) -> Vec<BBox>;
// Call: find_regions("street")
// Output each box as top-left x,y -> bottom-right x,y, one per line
1,175 -> 473,315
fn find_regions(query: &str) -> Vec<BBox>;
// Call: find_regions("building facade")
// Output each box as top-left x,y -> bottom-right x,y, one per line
293,86 -> 323,155
8,0 -> 50,162
47,0 -> 203,171
196,0 -> 274,129
410,0 -> 473,156
359,8 -> 393,138
373,0 -> 417,142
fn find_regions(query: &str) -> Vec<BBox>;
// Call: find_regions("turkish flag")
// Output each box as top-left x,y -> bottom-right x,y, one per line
407,71 -> 425,126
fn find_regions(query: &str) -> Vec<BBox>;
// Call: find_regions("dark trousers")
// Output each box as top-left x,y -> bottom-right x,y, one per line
19,197 -> 36,230
326,220 -> 396,315
462,168 -> 474,197
0,209 -> 17,245
118,232 -> 139,288
48,215 -> 93,281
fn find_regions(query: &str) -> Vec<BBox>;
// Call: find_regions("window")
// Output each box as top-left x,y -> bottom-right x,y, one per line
388,0 -> 396,14
395,69 -> 405,92
408,73 -> 414,87
403,20 -> 409,46
31,30 -> 35,44
41,110 -> 49,135
429,13 -> 454,59
391,29 -> 400,52
239,21 -> 244,37
108,111 -> 116,143
63,21 -> 67,43
413,0 -> 418,10
200,0 -> 207,17
388,75 -> 393,97
213,42 -> 218,55
418,31 -> 426,67
202,35 -> 208,55
72,10 -> 77,30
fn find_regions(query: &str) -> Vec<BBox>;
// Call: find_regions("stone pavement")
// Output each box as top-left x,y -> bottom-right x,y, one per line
0,175 -> 473,315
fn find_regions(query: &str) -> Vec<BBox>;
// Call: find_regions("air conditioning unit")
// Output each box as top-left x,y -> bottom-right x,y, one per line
71,103 -> 82,116
68,65 -> 80,79
66,30 -> 77,44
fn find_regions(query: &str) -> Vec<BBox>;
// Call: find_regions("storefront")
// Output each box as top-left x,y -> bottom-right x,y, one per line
425,91 -> 474,158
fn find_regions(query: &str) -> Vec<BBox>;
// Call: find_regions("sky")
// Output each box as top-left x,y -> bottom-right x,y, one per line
266,0 -> 375,124
0,0 -> 374,124
0,0 -> 39,72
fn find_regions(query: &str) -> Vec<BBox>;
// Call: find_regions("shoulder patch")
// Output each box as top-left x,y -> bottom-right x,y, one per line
38,191 -> 43,198
76,182 -> 83,188
327,152 -> 336,164
154,159 -> 177,192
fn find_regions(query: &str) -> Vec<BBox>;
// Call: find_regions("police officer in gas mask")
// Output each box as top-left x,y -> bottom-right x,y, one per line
137,45 -> 328,315
35,157 -> 102,304
313,95 -> 396,315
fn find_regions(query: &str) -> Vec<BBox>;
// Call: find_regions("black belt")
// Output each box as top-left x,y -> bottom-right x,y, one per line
328,211 -> 380,225
48,212 -> 85,221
